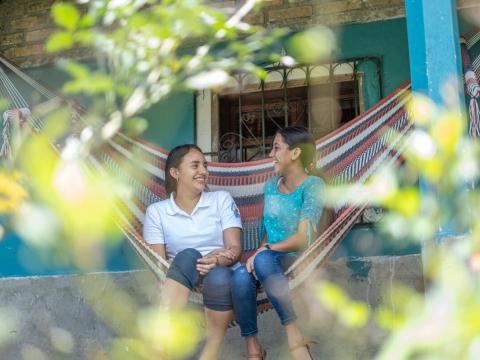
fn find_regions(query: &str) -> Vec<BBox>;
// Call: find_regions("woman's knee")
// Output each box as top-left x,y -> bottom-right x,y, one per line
253,250 -> 276,275
204,266 -> 233,288
171,248 -> 202,271
174,248 -> 202,264
202,266 -> 233,311
167,248 -> 202,289
231,265 -> 256,290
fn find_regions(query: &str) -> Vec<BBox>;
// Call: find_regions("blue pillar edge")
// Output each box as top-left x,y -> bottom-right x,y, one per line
405,0 -> 465,105
405,0 -> 465,238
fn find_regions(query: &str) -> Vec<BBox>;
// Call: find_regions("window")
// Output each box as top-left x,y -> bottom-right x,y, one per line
196,57 -> 382,162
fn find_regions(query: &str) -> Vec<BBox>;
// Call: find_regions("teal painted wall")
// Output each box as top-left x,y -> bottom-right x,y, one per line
8,16 -> 467,275
458,10 -> 476,35
0,223 -> 143,277
139,91 -> 195,150
333,18 -> 413,257
338,14 -> 476,259
0,65 -> 193,277
23,65 -> 195,150
336,18 -> 411,110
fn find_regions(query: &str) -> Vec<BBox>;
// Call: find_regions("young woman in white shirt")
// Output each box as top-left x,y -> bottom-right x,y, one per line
143,144 -> 243,360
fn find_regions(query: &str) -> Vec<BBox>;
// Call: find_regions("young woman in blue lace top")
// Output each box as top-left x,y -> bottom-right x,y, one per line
231,126 -> 325,360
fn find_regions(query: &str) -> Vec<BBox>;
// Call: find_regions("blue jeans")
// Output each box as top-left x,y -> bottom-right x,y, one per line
167,248 -> 233,311
231,250 -> 297,336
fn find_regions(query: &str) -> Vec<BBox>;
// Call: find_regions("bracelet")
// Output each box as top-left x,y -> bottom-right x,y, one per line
263,244 -> 271,250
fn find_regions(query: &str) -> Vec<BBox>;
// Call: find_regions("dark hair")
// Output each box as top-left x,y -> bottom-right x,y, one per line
276,126 -> 324,178
165,144 -> 204,196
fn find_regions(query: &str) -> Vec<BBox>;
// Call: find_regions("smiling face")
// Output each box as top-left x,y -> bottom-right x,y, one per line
269,133 -> 299,175
169,149 -> 208,196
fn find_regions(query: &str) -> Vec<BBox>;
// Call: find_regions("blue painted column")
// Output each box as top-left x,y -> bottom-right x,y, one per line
405,0 -> 465,239
405,0 -> 465,105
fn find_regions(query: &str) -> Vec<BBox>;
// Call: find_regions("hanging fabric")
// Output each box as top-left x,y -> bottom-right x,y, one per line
461,34 -> 480,137
0,53 -> 412,312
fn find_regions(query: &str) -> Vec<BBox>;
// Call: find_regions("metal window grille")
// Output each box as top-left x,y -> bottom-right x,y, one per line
217,56 -> 383,163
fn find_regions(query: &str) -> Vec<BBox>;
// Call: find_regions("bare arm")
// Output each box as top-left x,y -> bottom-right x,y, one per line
151,244 -> 167,261
266,219 -> 314,252
245,220 -> 314,273
196,227 -> 242,275
217,227 -> 242,265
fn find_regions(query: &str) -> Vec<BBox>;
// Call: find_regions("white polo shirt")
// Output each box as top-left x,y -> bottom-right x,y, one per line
143,190 -> 242,260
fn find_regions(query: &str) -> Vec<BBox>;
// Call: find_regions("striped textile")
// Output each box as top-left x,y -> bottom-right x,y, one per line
96,82 -> 413,292
0,54 -> 413,311
462,31 -> 480,137
467,30 -> 480,81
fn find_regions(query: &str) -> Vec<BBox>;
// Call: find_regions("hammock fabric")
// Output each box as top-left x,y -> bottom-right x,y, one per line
98,85 -> 412,292
0,53 -> 412,311
461,30 -> 480,137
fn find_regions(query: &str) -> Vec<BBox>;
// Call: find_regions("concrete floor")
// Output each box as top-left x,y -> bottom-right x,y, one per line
0,255 -> 423,359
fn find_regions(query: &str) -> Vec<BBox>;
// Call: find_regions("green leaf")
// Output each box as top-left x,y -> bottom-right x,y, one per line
64,61 -> 89,79
46,31 -> 74,52
74,30 -> 95,46
78,14 -> 94,28
339,302 -> 369,328
316,282 -> 347,312
63,73 -> 113,95
0,98 -> 9,112
51,3 -> 80,31
123,117 -> 149,137
375,307 -> 405,331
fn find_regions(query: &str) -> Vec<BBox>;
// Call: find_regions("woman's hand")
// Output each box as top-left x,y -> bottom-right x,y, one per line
196,255 -> 218,276
210,248 -> 236,262
246,246 -> 267,273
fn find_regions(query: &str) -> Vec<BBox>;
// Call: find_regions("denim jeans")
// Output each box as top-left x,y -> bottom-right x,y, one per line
166,248 -> 234,311
231,250 -> 297,336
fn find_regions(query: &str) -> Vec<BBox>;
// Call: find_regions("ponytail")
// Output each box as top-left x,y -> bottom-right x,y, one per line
276,126 -> 326,181
165,144 -> 203,196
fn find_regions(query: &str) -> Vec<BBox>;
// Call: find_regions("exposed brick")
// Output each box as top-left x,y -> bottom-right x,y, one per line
235,0 -> 282,9
262,0 -> 284,9
458,0 -> 480,8
6,44 -> 44,58
27,1 -> 55,14
208,0 -> 236,8
25,28 -> 54,43
313,5 -> 405,26
268,5 -> 312,22
10,16 -> 42,30
0,2 -> 27,18
316,0 -> 363,15
244,12 -> 265,26
362,0 -> 404,8
0,33 -> 24,47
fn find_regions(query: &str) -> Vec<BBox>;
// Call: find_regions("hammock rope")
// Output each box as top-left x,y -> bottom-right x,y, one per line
0,53 -> 413,311
97,83 -> 413,287
461,31 -> 480,137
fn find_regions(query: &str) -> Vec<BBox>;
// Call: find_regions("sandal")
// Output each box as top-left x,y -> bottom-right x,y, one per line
289,339 -> 318,359
242,347 -> 267,359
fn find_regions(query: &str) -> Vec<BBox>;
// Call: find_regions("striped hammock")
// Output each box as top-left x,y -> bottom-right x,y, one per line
461,30 -> 480,137
0,53 -> 413,310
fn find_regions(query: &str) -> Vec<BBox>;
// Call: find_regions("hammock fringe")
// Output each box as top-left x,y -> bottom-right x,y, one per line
0,54 -> 417,315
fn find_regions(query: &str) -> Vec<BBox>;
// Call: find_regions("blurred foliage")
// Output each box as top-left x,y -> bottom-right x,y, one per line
0,0 -> 336,359
315,91 -> 480,360
4,0 -> 480,359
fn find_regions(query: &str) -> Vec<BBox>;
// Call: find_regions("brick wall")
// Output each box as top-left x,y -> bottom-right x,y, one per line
0,0 -> 476,69
0,0 -> 91,68
211,0 -> 407,28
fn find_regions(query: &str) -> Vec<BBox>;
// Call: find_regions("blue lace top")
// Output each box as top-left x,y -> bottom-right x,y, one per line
261,175 -> 325,245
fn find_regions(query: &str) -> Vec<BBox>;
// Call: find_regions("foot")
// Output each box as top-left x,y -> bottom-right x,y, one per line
244,347 -> 266,359
289,339 -> 317,360
244,336 -> 265,359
